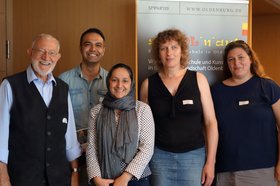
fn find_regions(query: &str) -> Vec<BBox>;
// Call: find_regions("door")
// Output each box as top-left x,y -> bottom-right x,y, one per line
0,0 -> 12,81
0,0 -> 6,81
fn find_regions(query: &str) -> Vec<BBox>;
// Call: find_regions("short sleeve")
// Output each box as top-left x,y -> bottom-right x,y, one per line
261,78 -> 280,105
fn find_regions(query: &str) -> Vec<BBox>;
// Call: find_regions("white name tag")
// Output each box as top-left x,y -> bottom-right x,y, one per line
239,100 -> 249,106
183,100 -> 193,105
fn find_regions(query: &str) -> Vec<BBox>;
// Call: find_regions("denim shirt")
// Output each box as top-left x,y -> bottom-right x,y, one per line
59,65 -> 108,131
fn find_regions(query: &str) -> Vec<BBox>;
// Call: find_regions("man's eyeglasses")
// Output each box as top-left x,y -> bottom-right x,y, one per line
32,48 -> 59,57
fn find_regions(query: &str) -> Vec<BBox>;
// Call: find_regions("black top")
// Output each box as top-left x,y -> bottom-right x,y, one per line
148,70 -> 204,153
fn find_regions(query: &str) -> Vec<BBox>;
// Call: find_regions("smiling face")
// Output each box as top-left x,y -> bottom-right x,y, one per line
159,40 -> 182,69
108,67 -> 132,99
80,32 -> 105,64
227,47 -> 252,80
28,37 -> 61,81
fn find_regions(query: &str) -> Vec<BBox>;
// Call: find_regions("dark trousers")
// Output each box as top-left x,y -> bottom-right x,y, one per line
108,176 -> 150,186
128,176 -> 150,186
79,153 -> 91,186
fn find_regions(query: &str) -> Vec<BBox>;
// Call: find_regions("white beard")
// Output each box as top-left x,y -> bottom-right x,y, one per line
32,60 -> 55,77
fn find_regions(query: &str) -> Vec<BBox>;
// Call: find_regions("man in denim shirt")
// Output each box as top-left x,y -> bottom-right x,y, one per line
59,28 -> 108,185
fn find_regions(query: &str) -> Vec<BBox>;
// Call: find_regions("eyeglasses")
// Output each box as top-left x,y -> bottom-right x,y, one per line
32,48 -> 59,57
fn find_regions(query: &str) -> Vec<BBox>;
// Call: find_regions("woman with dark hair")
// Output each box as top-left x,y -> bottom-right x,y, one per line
140,28 -> 218,186
212,40 -> 280,186
86,63 -> 155,186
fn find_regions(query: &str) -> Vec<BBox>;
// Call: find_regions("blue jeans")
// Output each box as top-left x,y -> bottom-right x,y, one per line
150,147 -> 205,186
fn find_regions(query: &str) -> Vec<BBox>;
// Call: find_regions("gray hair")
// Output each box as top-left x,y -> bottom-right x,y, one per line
31,33 -> 60,51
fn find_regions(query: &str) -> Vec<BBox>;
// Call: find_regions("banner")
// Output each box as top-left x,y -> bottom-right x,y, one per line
137,0 -> 249,90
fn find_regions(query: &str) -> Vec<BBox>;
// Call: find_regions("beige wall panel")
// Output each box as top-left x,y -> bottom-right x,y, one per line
13,0 -> 136,76
248,0 -> 252,46
0,0 -> 4,13
252,15 -> 280,84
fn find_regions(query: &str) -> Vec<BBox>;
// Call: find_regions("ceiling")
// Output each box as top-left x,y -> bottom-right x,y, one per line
253,0 -> 280,15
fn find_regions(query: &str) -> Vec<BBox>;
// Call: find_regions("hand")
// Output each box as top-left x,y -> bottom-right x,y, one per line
0,162 -> 12,186
93,177 -> 114,186
0,179 -> 12,186
113,172 -> 132,186
201,162 -> 215,186
275,162 -> 280,181
71,172 -> 79,186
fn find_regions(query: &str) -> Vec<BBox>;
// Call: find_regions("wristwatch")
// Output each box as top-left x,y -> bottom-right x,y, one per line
72,167 -> 80,173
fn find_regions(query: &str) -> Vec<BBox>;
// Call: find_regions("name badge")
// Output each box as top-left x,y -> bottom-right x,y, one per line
239,100 -> 249,106
183,100 -> 193,105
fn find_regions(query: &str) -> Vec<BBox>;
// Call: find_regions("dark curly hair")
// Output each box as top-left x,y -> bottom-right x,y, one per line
151,29 -> 189,71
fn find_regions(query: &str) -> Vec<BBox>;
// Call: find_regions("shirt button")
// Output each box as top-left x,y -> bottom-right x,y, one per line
47,131 -> 51,136
47,115 -> 51,120
47,147 -> 51,151
46,163 -> 50,167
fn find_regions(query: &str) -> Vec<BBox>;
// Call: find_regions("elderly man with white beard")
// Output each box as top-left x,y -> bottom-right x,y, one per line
0,33 -> 81,186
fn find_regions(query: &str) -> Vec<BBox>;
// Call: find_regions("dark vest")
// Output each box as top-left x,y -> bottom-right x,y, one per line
6,71 -> 71,186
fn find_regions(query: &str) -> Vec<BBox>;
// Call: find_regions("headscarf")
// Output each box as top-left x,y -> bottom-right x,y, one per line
96,66 -> 138,179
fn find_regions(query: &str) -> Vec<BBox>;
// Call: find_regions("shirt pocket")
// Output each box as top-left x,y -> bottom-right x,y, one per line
69,88 -> 85,111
